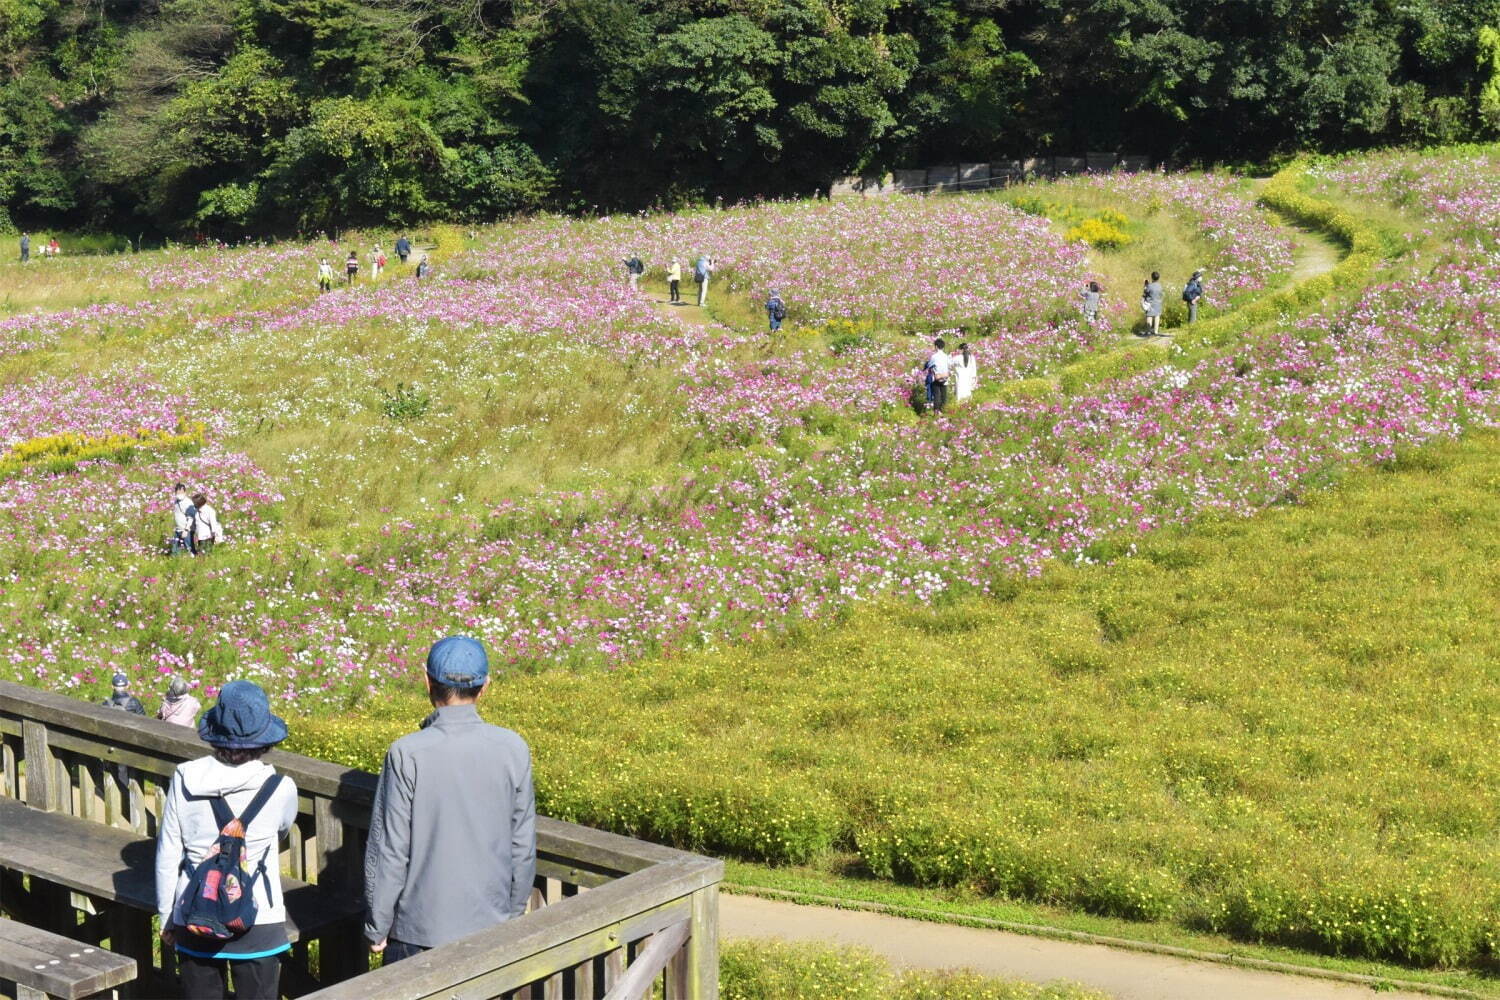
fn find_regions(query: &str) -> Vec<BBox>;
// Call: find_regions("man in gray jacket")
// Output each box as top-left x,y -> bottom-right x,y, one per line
363,636 -> 537,962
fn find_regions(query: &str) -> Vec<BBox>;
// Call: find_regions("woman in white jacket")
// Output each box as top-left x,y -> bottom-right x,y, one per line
191,493 -> 224,554
155,681 -> 297,1000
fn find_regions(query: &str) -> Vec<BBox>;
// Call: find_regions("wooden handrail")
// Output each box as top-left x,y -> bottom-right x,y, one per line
604,920 -> 690,1000
0,679 -> 723,998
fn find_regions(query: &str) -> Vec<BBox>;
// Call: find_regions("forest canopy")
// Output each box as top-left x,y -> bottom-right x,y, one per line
3,0 -> 1499,235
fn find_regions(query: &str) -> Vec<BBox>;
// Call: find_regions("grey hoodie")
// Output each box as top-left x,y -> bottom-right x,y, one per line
155,756 -> 298,929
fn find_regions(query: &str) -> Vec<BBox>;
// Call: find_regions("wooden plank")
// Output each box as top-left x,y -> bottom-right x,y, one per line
103,767 -> 121,829
54,755 -> 73,816
3,738 -> 16,799
22,721 -> 52,811
301,861 -> 715,1000
125,777 -> 145,835
603,920 -> 687,1000
604,947 -> 625,993
0,923 -> 123,999
682,884 -> 718,1000
0,797 -> 360,941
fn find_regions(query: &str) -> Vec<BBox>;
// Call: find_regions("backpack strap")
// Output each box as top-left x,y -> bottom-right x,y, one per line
235,774 -> 283,829
208,794 -> 234,832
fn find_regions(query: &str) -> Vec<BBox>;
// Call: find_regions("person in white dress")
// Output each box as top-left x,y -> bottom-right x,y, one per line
952,341 -> 977,403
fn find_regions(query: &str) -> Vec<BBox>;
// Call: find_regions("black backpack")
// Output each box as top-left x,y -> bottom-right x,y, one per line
179,776 -> 283,940
770,298 -> 786,321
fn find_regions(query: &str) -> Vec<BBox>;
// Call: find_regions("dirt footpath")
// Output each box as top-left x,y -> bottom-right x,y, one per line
720,894 -> 1436,1000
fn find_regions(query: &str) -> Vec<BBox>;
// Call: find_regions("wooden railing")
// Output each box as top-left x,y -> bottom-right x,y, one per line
0,680 -> 722,999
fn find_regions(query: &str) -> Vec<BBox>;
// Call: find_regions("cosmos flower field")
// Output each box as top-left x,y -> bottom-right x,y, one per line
3,156 -> 1498,973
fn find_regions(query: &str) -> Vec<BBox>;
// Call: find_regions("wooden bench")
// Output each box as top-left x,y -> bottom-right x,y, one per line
0,791 -> 361,995
0,918 -> 135,1000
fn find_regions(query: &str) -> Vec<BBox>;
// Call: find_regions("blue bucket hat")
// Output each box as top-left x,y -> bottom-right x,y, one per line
110,672 -> 129,688
198,680 -> 288,749
426,636 -> 489,687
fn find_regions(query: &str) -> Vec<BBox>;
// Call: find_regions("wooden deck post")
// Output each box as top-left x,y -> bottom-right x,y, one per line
22,721 -> 53,811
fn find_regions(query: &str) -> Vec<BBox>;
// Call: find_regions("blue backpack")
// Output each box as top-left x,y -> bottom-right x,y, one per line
179,776 -> 283,940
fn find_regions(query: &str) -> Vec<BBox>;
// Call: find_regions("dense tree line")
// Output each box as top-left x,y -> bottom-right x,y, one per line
3,0 -> 1499,236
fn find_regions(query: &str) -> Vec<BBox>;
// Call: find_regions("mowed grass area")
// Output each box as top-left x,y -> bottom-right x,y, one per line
292,430 -> 1500,978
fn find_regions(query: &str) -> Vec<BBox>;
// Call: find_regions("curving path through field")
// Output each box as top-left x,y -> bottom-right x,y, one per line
640,211 -> 1442,999
720,893 -> 1443,1000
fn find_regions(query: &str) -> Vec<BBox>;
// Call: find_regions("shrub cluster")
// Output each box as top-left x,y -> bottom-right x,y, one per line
1064,217 -> 1133,251
0,423 -> 203,480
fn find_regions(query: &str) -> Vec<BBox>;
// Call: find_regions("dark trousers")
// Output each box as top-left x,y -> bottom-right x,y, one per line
383,939 -> 429,964
669,279 -> 680,302
178,953 -> 280,1000
931,379 -> 948,412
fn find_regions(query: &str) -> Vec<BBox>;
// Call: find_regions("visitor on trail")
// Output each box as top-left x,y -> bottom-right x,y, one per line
1141,271 -> 1165,336
172,482 -> 197,555
1183,269 -> 1205,323
158,677 -> 202,728
1081,280 -> 1103,325
363,636 -> 536,963
623,254 -> 644,290
924,338 -> 952,414
345,252 -> 359,284
155,680 -> 297,1000
767,289 -> 787,331
395,234 -> 412,264
48,236 -> 59,257
694,255 -> 715,307
101,673 -> 146,715
372,247 -> 385,281
952,342 -> 977,403
19,232 -> 29,263
191,493 -> 224,554
667,260 -> 682,302
317,258 -> 334,292
416,255 -> 430,280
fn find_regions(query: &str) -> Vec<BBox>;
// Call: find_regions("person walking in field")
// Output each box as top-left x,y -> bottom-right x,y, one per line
766,289 -> 787,331
415,255 -> 430,280
371,247 -> 385,282
1182,269 -> 1205,323
667,260 -> 682,303
317,258 -> 334,292
101,673 -> 146,715
157,677 -> 202,728
695,254 -> 714,307
1141,271 -> 1165,336
364,635 -> 536,963
191,493 -> 224,554
394,234 -> 412,264
19,232 -> 29,263
622,254 -> 644,290
345,252 -> 359,284
155,680 -> 297,1000
1080,280 -> 1103,325
952,341 -> 977,403
171,482 -> 197,555
924,337 -> 952,414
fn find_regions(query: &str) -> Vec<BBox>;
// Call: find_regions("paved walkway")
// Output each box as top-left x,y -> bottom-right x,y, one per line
720,894 -> 1436,1000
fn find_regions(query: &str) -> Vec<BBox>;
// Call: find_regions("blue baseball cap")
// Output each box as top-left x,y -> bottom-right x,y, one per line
111,673 -> 129,687
426,636 -> 489,687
